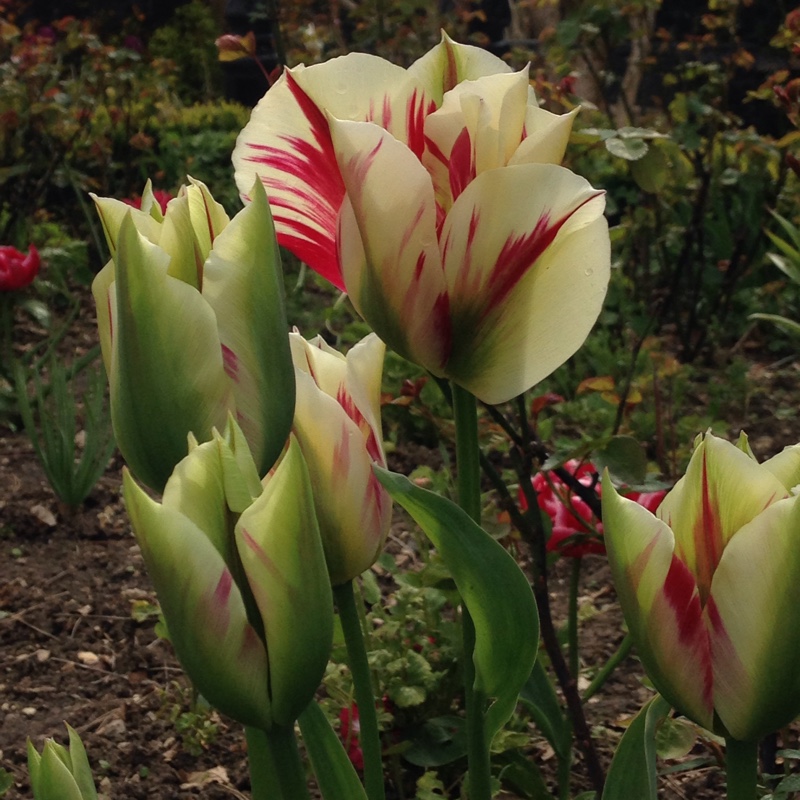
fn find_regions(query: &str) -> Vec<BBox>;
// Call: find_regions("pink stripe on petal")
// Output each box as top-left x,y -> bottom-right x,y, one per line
336,386 -> 384,465
222,344 -> 239,382
661,554 -> 714,714
481,191 -> 603,319
449,127 -> 475,202
241,528 -> 281,580
406,89 -> 436,159
690,452 -> 724,605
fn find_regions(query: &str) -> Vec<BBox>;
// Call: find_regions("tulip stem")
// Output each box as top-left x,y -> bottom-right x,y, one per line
334,580 -> 385,800
245,726 -> 284,800
262,724 -> 313,800
451,382 -> 492,800
567,556 -> 582,679
725,737 -> 759,800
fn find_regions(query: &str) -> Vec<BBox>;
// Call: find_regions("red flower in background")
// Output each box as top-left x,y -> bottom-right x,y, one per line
0,245 -> 40,291
123,190 -> 173,215
339,703 -> 364,771
529,460 -> 667,558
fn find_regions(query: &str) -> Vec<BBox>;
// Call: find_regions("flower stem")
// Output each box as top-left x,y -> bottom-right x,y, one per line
725,737 -> 759,800
245,726 -> 280,800
582,634 -> 633,702
334,580 -> 385,800
265,724 -> 313,800
451,382 -> 492,800
567,556 -> 582,679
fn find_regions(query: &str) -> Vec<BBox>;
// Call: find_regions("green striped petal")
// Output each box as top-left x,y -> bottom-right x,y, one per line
111,214 -> 231,492
236,436 -> 333,726
124,470 -> 272,729
762,443 -> 800,491
202,179 -> 295,476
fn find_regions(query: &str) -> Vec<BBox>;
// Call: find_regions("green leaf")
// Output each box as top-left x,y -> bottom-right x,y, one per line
601,695 -> 671,800
298,702 -> 368,800
0,768 -> 13,795
375,467 -> 539,743
593,436 -> 647,486
631,145 -> 669,193
605,137 -> 649,161
749,313 -> 800,337
403,716 -> 467,767
65,724 -> 98,800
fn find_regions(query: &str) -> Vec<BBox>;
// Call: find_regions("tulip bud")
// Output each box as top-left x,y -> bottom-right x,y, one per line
92,178 -> 294,491
123,420 -> 333,729
290,332 -> 392,585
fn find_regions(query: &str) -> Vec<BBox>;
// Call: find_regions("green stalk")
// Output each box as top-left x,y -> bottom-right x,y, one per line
567,557 -> 582,679
451,382 -> 491,800
266,725 -> 313,800
334,580 -> 385,800
245,726 -> 282,800
725,737 -> 758,800
582,634 -> 633,702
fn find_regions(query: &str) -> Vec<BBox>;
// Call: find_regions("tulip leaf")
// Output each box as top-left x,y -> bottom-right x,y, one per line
37,744 -> 84,800
375,467 -> 538,744
601,694 -> 671,800
298,702 -> 369,800
65,725 -> 98,800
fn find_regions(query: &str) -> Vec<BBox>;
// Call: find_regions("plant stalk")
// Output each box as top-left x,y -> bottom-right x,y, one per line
725,737 -> 758,800
451,382 -> 492,800
245,726 -> 282,800
333,580 -> 385,800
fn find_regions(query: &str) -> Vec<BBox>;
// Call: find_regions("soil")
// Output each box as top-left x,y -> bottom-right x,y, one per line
2,287 -> 800,799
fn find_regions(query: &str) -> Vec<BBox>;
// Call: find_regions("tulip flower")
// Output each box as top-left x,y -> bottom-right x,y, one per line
0,244 -> 40,291
123,420 -> 333,730
92,177 -> 294,492
27,724 -> 97,800
290,331 -> 391,585
529,459 -> 666,558
602,432 -> 800,741
233,34 -> 610,404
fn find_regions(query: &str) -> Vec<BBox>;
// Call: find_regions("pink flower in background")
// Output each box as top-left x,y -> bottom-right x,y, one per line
0,245 -> 40,291
530,460 -> 667,558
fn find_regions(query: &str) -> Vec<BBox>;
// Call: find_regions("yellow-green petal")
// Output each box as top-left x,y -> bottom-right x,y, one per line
707,495 -> 800,741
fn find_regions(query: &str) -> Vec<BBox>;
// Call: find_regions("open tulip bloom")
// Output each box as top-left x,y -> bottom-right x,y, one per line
233,34 -> 610,404
602,432 -> 800,743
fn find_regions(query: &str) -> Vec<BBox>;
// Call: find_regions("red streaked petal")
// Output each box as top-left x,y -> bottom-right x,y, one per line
440,163 -> 609,404
602,474 -> 714,730
329,117 -> 451,373
658,434 -> 789,602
